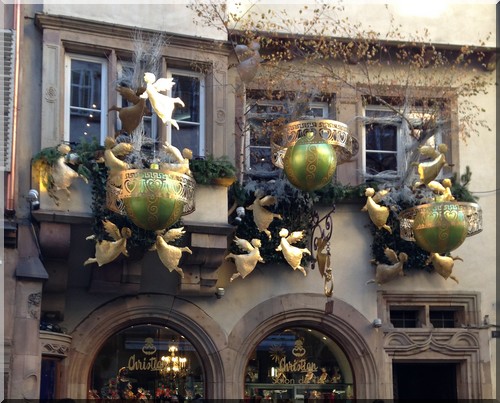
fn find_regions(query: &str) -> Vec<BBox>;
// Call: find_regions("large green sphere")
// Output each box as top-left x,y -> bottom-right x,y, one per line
413,202 -> 468,253
120,169 -> 192,231
283,132 -> 337,191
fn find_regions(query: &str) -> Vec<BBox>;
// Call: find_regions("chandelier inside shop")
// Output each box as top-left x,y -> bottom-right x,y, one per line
160,346 -> 188,377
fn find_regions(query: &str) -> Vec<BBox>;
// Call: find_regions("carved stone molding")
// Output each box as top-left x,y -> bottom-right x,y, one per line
28,292 -> 42,319
44,85 -> 57,103
40,330 -> 72,358
384,329 -> 479,356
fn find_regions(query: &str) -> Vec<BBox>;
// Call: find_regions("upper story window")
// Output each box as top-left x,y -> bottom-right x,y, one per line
362,103 -> 445,181
167,69 -> 205,158
65,54 -> 107,144
245,95 -> 330,177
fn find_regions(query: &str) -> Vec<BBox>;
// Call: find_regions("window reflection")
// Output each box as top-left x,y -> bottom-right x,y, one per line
69,59 -> 103,144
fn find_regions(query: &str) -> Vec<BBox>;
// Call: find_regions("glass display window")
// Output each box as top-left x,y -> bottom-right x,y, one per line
90,324 -> 204,401
244,327 -> 354,402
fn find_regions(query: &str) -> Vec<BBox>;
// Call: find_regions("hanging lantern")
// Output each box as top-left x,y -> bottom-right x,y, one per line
271,119 -> 358,191
283,131 -> 337,191
399,201 -> 482,254
106,169 -> 195,231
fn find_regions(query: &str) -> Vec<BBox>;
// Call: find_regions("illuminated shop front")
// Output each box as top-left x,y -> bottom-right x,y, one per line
90,325 -> 204,400
244,327 -> 354,401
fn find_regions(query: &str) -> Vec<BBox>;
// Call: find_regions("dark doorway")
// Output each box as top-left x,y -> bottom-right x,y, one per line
393,362 -> 457,400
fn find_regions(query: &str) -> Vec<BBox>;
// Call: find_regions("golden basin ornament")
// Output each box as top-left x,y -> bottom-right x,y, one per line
399,201 -> 482,254
106,168 -> 196,231
271,118 -> 358,191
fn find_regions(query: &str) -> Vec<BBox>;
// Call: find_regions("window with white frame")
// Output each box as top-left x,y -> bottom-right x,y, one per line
65,54 -> 107,144
167,69 -> 205,157
245,97 -> 330,177
362,104 -> 443,180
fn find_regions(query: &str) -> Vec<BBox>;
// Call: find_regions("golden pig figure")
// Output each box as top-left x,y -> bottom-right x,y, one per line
276,228 -> 311,276
426,252 -> 462,284
226,237 -> 265,282
246,190 -> 282,239
417,143 -> 448,185
141,73 -> 185,129
150,227 -> 192,278
366,247 -> 408,285
84,220 -> 131,267
361,188 -> 392,233
50,144 -> 88,200
108,86 -> 150,135
161,142 -> 192,175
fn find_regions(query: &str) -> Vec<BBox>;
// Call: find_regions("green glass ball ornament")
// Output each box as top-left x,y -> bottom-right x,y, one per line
412,202 -> 468,254
283,131 -> 337,191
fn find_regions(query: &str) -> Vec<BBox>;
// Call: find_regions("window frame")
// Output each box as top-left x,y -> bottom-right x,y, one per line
64,53 -> 108,144
166,68 -> 206,158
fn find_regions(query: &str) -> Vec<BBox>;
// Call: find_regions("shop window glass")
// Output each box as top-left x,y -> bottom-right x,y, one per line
244,327 -> 354,400
90,325 -> 204,401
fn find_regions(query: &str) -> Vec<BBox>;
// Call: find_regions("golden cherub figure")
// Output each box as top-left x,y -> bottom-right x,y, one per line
49,144 -> 88,201
361,188 -> 392,233
246,190 -> 282,239
417,143 -> 448,185
276,228 -> 311,276
226,237 -> 265,282
431,178 -> 455,202
108,86 -> 150,135
84,220 -> 131,267
426,252 -> 462,284
366,247 -> 408,285
103,136 -> 133,187
141,72 -> 185,129
150,227 -> 192,278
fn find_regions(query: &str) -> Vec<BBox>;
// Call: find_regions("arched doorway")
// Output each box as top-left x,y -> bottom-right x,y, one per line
89,324 -> 204,400
244,326 -> 355,400
228,294 -> 381,399
65,294 -> 226,399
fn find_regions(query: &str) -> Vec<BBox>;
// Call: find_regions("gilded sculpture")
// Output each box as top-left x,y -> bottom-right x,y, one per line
49,144 -> 88,200
276,228 -> 311,276
103,136 -> 133,187
225,237 -> 265,282
416,143 -> 448,185
150,227 -> 192,278
141,72 -> 185,129
246,190 -> 282,239
361,187 -> 392,233
84,220 -> 131,267
366,247 -> 407,285
108,86 -> 150,135
426,252 -> 462,284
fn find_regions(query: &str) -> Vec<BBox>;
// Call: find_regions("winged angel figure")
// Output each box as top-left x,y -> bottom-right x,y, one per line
140,72 -> 185,129
276,228 -> 311,276
246,191 -> 282,239
225,237 -> 265,282
366,247 -> 408,285
150,227 -> 192,278
84,220 -> 131,267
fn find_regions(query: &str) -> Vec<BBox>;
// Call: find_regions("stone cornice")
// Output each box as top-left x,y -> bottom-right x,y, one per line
35,13 -> 232,56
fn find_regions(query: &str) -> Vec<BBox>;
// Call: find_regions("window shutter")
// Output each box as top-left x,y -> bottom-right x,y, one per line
1,29 -> 16,172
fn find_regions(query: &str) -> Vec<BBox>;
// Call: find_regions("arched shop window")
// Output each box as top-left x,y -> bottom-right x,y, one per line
245,327 -> 355,401
90,324 -> 205,400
